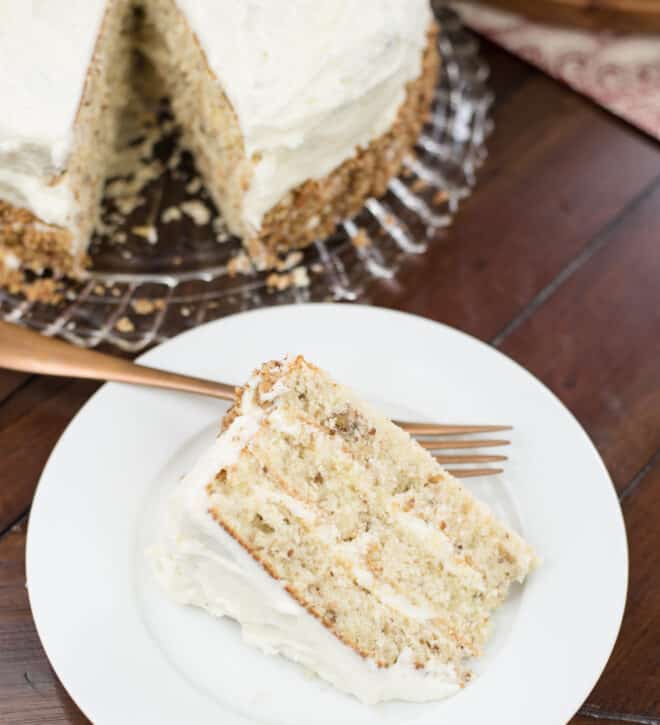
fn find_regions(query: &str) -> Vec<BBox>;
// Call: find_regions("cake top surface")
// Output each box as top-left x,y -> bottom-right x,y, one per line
175,0 -> 433,228
0,0 -> 431,173
177,0 -> 431,143
0,0 -> 108,171
0,0 -> 433,235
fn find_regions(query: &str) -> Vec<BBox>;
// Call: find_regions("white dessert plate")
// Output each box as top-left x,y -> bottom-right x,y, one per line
27,304 -> 628,725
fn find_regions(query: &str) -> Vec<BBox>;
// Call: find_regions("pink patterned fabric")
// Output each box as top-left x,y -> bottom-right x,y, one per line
452,2 -> 660,141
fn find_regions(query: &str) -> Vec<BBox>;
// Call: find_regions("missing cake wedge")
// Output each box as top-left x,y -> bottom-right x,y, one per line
151,356 -> 538,703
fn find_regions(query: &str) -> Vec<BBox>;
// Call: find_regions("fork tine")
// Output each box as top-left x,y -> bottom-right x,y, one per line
435,454 -> 507,464
397,422 -> 512,435
419,439 -> 510,450
448,468 -> 504,478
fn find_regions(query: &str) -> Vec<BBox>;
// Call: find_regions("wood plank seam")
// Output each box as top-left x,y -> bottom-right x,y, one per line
0,374 -> 34,409
579,704 -> 660,724
619,449 -> 660,504
0,512 -> 28,544
490,173 -> 660,348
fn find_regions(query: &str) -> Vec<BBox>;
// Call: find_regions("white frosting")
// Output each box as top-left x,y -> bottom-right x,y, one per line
175,0 -> 433,231
0,0 -> 433,239
149,374 -> 461,704
0,0 -> 107,226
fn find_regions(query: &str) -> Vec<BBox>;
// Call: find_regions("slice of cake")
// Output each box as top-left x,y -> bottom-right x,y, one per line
151,356 -> 537,703
0,1 -> 439,293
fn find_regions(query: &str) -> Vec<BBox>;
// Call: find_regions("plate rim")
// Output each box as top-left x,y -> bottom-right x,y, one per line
25,303 -> 629,724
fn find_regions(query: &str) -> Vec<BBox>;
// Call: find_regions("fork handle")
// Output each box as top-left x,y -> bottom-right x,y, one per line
0,321 -> 235,401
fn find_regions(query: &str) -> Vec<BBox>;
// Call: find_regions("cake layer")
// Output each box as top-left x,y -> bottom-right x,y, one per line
169,0 -> 434,236
1,0 -> 439,289
151,357 -> 537,703
139,0 -> 439,265
250,27 -> 439,263
153,442 -> 462,703
0,0 -> 134,288
0,0 -> 108,225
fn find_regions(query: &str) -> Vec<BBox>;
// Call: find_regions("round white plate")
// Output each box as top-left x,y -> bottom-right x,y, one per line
27,304 -> 628,725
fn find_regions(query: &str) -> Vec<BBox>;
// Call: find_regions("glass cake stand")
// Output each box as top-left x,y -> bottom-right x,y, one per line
0,6 -> 492,352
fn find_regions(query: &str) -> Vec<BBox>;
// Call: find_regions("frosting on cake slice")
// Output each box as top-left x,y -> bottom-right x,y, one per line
151,356 -> 537,703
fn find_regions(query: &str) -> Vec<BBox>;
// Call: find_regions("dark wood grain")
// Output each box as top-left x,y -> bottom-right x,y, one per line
497,180 -> 660,491
0,378 -> 99,533
572,716 -> 636,725
0,371 -> 30,407
479,0 -> 660,33
580,464 -> 660,718
0,519 -> 89,725
372,46 -> 660,341
1,35 -> 660,725
479,40 -> 533,104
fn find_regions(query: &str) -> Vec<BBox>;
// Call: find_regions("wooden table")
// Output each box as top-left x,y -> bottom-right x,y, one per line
1,39 -> 659,724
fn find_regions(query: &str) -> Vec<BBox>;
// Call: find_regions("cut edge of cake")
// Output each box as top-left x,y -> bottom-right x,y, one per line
0,0 -> 134,299
150,356 -> 538,704
0,1 -> 440,296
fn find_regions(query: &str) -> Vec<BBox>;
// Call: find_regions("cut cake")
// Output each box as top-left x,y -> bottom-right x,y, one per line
0,1 -> 439,293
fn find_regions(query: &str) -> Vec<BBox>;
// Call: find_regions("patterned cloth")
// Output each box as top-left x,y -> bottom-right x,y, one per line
452,2 -> 660,141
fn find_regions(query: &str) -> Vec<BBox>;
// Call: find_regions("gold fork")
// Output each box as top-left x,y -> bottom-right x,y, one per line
0,321 -> 510,478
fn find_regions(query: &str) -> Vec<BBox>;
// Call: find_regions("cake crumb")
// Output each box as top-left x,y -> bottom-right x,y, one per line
180,306 -> 191,317
213,217 -> 230,242
266,272 -> 290,291
131,298 -> 157,315
266,266 -> 309,291
93,284 -> 106,296
21,278 -> 62,304
167,148 -> 183,170
433,189 -> 449,206
115,195 -> 145,216
185,177 -> 203,195
104,159 -> 164,220
161,119 -> 176,136
161,206 -> 182,224
411,178 -> 428,193
351,229 -> 372,249
292,266 -> 310,288
227,251 -> 253,277
111,286 -> 122,297
181,200 -> 211,226
131,225 -> 158,244
276,251 -> 303,272
115,316 -> 135,333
